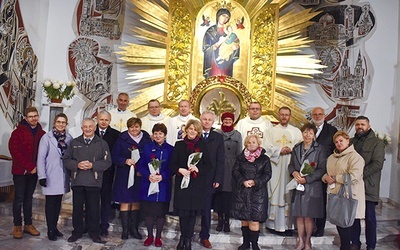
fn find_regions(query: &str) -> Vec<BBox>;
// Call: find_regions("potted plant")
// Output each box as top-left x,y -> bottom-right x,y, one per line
42,79 -> 76,103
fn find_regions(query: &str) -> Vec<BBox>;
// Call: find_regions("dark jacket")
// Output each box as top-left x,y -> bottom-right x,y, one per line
9,121 -> 46,175
231,148 -> 272,222
351,130 -> 385,202
169,138 -> 212,211
138,141 -> 174,202
63,134 -> 111,187
95,125 -> 120,183
315,121 -> 337,156
202,128 -> 225,186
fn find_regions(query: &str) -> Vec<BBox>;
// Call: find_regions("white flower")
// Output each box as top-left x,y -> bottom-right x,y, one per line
66,81 -> 72,87
43,80 -> 51,87
73,88 -> 79,95
53,82 -> 60,89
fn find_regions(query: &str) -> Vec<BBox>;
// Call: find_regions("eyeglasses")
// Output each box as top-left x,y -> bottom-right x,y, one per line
26,115 -> 39,119
55,121 -> 67,125
249,108 -> 261,111
148,106 -> 160,109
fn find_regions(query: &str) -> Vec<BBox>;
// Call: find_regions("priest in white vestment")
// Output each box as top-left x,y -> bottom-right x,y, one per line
235,102 -> 272,148
141,99 -> 170,133
264,107 -> 302,233
166,100 -> 199,145
109,92 -> 136,132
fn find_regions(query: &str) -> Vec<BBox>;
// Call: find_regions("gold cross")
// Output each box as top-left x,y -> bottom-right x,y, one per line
114,118 -> 125,132
276,134 -> 291,147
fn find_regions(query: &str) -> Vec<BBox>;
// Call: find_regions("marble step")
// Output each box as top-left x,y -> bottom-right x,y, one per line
0,199 -> 398,246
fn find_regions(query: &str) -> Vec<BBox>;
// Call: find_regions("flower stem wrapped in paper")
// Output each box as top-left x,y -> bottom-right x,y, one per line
148,154 -> 164,196
128,146 -> 140,189
286,159 -> 316,193
180,151 -> 202,189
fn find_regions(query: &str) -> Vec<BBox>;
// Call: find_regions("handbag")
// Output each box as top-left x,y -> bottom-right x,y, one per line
327,173 -> 358,228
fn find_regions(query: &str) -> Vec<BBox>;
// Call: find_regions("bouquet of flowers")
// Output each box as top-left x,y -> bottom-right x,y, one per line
375,131 -> 391,147
147,154 -> 164,196
286,159 -> 317,193
42,79 -> 76,101
181,150 -> 203,189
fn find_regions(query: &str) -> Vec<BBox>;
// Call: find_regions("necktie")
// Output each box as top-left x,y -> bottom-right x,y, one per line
85,138 -> 91,145
203,132 -> 209,140
100,131 -> 105,138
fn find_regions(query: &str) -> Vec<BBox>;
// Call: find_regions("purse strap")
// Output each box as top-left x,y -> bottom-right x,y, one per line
338,173 -> 353,199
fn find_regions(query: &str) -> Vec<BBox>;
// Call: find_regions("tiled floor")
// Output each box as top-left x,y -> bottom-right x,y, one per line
0,201 -> 399,250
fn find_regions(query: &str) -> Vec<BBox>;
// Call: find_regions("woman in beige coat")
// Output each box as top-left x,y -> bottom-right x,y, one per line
322,131 -> 365,250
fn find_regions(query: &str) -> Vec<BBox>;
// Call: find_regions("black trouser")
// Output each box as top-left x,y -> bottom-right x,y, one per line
200,186 -> 214,240
100,167 -> 114,231
179,215 -> 196,239
315,182 -> 327,232
71,186 -> 101,237
12,174 -> 38,226
45,195 -> 63,231
336,219 -> 361,250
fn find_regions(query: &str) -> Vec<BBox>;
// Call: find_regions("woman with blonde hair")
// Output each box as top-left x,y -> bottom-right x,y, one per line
231,134 -> 272,250
322,131 -> 365,250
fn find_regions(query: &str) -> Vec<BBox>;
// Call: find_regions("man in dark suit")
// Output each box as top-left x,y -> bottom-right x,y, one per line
96,110 -> 120,236
199,110 -> 225,249
311,107 -> 337,237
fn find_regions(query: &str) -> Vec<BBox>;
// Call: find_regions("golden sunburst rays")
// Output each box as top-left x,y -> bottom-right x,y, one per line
118,0 -> 324,124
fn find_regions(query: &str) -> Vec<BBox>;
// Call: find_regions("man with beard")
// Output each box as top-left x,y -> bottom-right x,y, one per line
263,107 -> 302,235
351,116 -> 385,250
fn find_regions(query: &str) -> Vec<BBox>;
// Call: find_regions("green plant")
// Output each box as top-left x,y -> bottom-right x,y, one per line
42,79 -> 76,100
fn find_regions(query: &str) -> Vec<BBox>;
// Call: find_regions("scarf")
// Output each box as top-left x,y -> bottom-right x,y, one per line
52,127 -> 67,153
221,124 -> 234,132
244,147 -> 262,163
183,136 -> 200,153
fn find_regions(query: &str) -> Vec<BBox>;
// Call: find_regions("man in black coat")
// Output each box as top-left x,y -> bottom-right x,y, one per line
311,107 -> 337,237
95,110 -> 120,236
199,110 -> 225,249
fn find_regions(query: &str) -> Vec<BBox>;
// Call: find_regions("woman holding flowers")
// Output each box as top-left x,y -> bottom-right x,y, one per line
231,134 -> 271,250
112,117 -> 151,240
138,123 -> 174,247
169,119 -> 212,250
288,123 -> 327,250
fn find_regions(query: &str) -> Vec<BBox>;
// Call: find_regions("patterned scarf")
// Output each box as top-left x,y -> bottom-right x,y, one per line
183,136 -> 200,153
244,146 -> 262,163
52,127 -> 67,154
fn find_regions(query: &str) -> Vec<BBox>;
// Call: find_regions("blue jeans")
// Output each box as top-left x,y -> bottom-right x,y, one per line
365,201 -> 377,249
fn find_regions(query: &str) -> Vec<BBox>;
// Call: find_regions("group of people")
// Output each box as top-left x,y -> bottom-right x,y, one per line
8,93 -> 385,250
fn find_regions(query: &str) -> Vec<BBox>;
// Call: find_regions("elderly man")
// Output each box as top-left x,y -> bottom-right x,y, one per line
95,111 -> 120,236
9,106 -> 46,239
264,107 -> 302,235
63,118 -> 111,243
166,100 -> 198,145
351,116 -> 385,250
141,99 -> 169,133
199,110 -> 225,249
235,101 -> 272,147
311,107 -> 337,237
109,92 -> 137,132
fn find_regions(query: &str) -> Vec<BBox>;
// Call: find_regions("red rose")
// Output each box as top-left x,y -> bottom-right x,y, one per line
191,171 -> 198,179
151,154 -> 156,159
195,148 -> 201,153
310,162 -> 316,167
132,145 -> 137,149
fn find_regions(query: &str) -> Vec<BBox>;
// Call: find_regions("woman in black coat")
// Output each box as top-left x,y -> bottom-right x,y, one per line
231,134 -> 272,250
169,119 -> 212,250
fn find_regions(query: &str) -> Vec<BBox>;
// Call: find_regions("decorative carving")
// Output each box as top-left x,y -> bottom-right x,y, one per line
164,0 -> 192,106
249,6 -> 277,112
207,91 -> 236,124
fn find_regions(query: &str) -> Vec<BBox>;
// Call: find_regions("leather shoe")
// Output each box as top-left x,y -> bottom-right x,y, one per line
143,236 -> 154,246
154,237 -> 162,247
47,230 -> 57,241
100,229 -> 108,236
201,239 -> 212,248
67,234 -> 81,242
23,225 -> 40,236
13,226 -> 23,239
91,235 -> 103,243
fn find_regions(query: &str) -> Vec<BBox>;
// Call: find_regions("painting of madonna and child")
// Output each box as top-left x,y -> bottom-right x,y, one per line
192,2 -> 251,84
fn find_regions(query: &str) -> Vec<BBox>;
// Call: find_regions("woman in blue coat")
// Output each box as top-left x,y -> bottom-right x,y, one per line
112,117 -> 151,239
138,123 -> 174,248
37,113 -> 72,241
